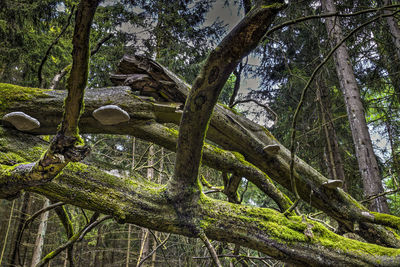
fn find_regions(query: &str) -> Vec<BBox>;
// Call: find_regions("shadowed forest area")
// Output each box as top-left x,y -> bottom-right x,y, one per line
1,0 -> 400,266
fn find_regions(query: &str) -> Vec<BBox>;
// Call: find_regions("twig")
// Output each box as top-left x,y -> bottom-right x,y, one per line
360,187 -> 400,204
137,233 -> 171,267
90,33 -> 113,55
198,231 -> 222,267
16,201 -> 65,264
37,214 -> 111,267
231,98 -> 278,125
148,230 -> 172,267
38,5 -> 76,87
263,4 -> 400,39
193,254 -> 274,261
49,32 -> 113,89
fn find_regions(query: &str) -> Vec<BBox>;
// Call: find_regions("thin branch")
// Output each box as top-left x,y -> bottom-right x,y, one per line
37,214 -> 111,267
198,231 -> 223,267
231,98 -> 278,125
137,233 -> 171,267
90,33 -> 113,55
49,33 -> 113,90
38,5 -> 76,87
148,230 -> 172,267
360,187 -> 400,204
193,254 -> 274,261
263,4 -> 400,39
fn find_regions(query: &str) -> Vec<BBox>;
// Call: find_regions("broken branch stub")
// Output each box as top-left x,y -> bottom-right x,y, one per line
2,111 -> 40,131
92,105 -> 130,125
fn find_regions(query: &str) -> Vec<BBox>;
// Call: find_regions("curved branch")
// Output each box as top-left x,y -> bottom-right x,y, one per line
171,1 -> 285,199
38,5 -> 76,88
231,98 -> 278,125
286,10 -> 400,214
37,214 -> 111,267
263,4 -> 400,39
15,201 -> 65,265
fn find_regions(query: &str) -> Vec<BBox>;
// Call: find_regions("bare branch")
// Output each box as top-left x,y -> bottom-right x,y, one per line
38,5 -> 76,88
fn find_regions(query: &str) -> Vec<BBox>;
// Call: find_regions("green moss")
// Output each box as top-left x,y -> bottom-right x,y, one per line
165,127 -> 179,138
0,164 -> 13,176
0,83 -> 51,111
261,126 -> 277,141
199,194 -> 307,243
218,103 -> 239,115
0,151 -> 26,165
199,195 -> 400,258
66,162 -> 89,173
311,222 -> 400,257
371,212 -> 400,230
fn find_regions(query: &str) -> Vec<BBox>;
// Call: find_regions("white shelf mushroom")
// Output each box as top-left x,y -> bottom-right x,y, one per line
93,105 -> 130,125
2,112 -> 40,131
263,144 -> 280,155
322,179 -> 343,189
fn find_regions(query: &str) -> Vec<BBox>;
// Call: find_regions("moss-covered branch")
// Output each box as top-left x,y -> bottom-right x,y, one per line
2,80 -> 400,246
171,1 -> 285,198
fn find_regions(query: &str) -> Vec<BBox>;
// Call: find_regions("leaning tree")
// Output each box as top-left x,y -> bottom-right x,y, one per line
2,0 -> 400,266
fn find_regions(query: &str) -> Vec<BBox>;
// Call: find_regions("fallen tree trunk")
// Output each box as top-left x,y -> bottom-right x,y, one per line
1,128 -> 400,266
1,82 -> 400,247
111,55 -> 400,247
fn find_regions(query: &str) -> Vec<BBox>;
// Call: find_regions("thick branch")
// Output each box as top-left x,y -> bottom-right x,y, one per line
171,1 -> 285,198
60,0 -> 99,136
1,80 -> 399,246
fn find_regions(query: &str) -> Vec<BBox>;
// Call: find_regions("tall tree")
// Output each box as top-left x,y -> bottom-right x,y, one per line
321,0 -> 389,213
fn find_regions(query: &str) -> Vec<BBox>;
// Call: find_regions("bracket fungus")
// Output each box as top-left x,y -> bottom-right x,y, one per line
263,144 -> 280,155
322,179 -> 343,189
93,105 -> 130,125
2,111 -> 40,131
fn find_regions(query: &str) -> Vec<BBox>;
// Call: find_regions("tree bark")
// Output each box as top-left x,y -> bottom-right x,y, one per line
321,0 -> 389,213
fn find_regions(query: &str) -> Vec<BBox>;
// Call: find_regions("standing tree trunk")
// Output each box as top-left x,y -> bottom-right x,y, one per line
321,0 -> 389,213
9,192 -> 32,266
30,198 -> 51,267
382,0 -> 400,59
316,81 -> 347,190
374,0 -> 400,102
